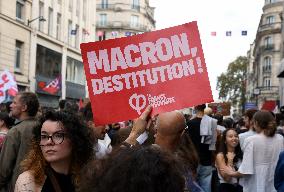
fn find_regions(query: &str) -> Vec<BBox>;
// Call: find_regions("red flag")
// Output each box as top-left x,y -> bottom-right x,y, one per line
42,76 -> 61,94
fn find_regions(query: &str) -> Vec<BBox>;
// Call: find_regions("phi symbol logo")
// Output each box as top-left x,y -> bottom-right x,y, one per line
129,93 -> 147,115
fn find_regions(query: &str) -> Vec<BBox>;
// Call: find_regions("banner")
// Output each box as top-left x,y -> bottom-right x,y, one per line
81,21 -> 213,125
42,76 -> 61,94
0,70 -> 18,103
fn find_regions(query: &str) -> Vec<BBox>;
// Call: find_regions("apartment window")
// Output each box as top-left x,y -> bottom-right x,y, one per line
48,8 -> 53,36
69,0 -> 73,12
76,0 -> 80,16
264,36 -> 272,48
66,57 -> 85,85
266,16 -> 275,24
83,0 -> 86,21
56,13 -> 61,40
132,0 -> 140,11
101,0 -> 108,8
263,77 -> 271,87
16,0 -> 24,20
36,45 -> 61,78
99,14 -> 107,26
15,41 -> 23,71
130,15 -> 139,28
75,24 -> 79,48
68,20 -> 72,45
263,56 -> 272,72
39,2 -> 44,31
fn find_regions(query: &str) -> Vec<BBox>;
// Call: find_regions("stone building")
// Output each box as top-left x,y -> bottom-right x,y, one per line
0,0 -> 96,107
95,0 -> 155,41
246,0 -> 283,111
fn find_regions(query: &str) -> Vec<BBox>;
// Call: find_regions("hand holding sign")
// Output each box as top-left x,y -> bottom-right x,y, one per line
125,105 -> 152,145
81,21 -> 213,125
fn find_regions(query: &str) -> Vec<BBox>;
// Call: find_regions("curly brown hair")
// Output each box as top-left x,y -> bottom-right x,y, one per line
21,110 -> 95,188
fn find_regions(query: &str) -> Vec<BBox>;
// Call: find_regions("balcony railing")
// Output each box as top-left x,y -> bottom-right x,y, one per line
96,21 -> 149,31
258,22 -> 282,33
259,44 -> 274,53
257,86 -> 279,95
97,3 -> 141,12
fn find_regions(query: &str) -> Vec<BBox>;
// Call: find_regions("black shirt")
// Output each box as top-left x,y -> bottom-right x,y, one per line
42,168 -> 75,192
186,117 -> 212,166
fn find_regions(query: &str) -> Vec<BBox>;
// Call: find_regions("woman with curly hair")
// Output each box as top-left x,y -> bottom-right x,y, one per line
14,110 -> 95,192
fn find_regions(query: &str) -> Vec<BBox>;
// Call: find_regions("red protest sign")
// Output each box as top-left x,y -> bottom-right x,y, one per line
80,21 -> 213,125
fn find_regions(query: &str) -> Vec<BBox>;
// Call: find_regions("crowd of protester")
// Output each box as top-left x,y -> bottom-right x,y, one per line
0,91 -> 284,191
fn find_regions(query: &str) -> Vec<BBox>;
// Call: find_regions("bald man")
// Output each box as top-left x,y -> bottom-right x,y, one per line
154,111 -> 186,152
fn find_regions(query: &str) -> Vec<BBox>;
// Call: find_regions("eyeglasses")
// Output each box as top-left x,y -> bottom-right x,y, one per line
40,131 -> 66,146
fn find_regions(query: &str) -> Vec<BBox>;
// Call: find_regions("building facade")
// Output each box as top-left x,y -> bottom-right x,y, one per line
0,0 -> 96,108
246,0 -> 283,110
95,0 -> 155,41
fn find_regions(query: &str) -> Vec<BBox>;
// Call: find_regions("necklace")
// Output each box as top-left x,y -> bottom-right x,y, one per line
226,152 -> 235,167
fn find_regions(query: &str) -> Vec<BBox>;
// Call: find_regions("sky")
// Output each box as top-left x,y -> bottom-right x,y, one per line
149,0 -> 264,100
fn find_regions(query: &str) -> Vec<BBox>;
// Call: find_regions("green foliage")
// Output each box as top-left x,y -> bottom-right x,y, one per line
216,56 -> 248,111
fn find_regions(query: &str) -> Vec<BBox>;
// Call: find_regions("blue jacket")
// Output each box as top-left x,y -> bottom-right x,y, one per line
275,151 -> 284,192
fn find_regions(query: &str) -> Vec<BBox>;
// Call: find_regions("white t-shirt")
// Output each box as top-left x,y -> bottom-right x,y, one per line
238,133 -> 284,192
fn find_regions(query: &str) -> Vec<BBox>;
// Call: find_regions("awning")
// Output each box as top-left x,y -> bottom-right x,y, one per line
261,100 -> 276,111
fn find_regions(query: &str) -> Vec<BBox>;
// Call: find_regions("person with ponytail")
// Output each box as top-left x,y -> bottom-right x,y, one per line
222,110 -> 284,192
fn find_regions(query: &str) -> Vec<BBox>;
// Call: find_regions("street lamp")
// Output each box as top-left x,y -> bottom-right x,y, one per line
27,16 -> 46,26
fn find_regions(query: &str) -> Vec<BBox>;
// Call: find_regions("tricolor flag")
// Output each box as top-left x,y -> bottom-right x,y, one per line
211,32 -> 217,36
71,29 -> 77,35
97,31 -> 104,37
125,31 -> 132,37
226,31 -> 232,36
111,31 -> 119,37
83,29 -> 90,35
242,31 -> 247,36
42,76 -> 61,94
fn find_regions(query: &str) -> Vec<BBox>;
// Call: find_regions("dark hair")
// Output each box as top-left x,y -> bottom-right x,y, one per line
253,110 -> 277,137
58,99 -> 66,110
194,104 -> 206,112
79,146 -> 185,192
217,128 -> 243,165
223,118 -> 234,129
238,117 -> 245,127
275,113 -> 284,126
176,134 -> 199,178
82,102 -> 93,122
18,92 -> 39,116
21,110 -> 95,188
64,100 -> 79,113
0,112 -> 14,128
244,109 -> 258,121
213,113 -> 223,125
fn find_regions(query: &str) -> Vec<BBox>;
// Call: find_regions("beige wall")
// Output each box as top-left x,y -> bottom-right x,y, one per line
0,0 -> 32,88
